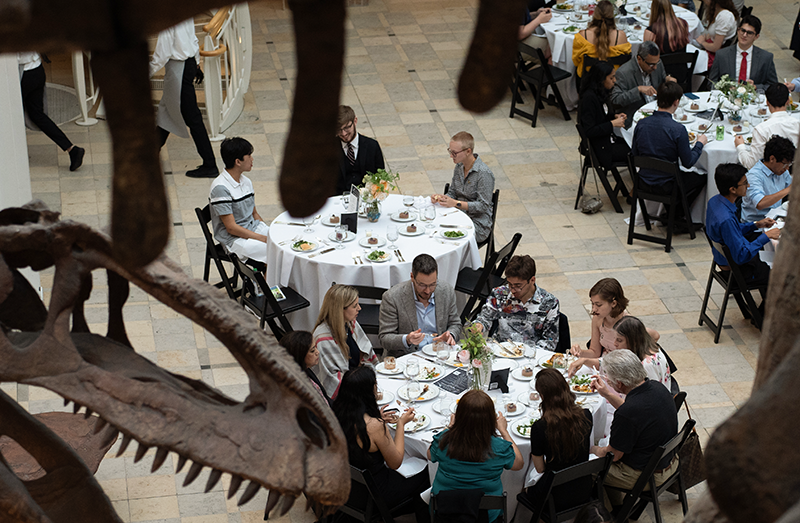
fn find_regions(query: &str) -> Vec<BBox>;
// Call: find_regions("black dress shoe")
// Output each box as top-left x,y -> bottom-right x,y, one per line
186,165 -> 219,178
69,146 -> 85,171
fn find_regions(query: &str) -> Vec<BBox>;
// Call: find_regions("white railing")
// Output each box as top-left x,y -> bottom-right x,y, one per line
201,4 -> 252,141
71,50 -> 101,126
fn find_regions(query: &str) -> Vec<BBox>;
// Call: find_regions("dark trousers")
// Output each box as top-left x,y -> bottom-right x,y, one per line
740,230 -> 771,301
641,171 -> 707,221
157,57 -> 216,167
21,65 -> 72,151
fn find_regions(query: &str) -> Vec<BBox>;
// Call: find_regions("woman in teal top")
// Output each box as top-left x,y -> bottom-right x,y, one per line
427,390 -> 524,522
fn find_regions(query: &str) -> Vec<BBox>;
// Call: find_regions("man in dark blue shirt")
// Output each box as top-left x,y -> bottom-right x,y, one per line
706,163 -> 779,290
631,81 -> 708,221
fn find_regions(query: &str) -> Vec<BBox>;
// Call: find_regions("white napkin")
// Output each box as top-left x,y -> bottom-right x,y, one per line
397,456 -> 429,478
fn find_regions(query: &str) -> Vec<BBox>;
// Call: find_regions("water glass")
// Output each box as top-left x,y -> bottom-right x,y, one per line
407,379 -> 421,405
424,205 -> 436,229
303,214 -> 315,233
335,224 -> 348,250
387,225 -> 399,250
403,190 -> 415,209
757,88 -> 765,106
435,341 -> 450,362
405,359 -> 420,380
341,192 -> 350,210
440,403 -> 452,426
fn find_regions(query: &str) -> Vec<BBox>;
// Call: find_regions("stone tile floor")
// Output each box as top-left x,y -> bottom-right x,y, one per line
4,0 -> 799,520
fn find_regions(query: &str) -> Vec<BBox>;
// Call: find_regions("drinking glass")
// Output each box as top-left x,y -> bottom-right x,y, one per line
440,402 -> 452,427
335,224 -> 348,250
424,205 -> 436,229
405,360 -> 420,380
303,214 -> 315,233
757,88 -> 765,106
435,341 -> 450,362
406,379 -> 421,406
341,192 -> 350,210
403,190 -> 415,209
387,225 -> 399,250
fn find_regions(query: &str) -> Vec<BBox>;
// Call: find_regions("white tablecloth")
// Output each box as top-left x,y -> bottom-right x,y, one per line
379,351 -> 607,517
542,1 -> 702,110
761,204 -> 789,267
266,195 -> 482,330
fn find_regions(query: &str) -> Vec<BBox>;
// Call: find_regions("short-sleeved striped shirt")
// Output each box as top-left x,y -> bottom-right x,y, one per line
209,170 -> 256,249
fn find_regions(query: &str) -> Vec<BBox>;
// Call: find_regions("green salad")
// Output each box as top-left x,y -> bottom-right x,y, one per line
555,3 -> 573,8
564,25 -> 579,32
292,240 -> 314,251
367,250 -> 388,261
515,419 -> 537,437
443,230 -> 465,238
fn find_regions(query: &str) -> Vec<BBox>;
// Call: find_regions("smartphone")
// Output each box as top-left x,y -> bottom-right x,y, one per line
383,408 -> 399,414
684,92 -> 699,100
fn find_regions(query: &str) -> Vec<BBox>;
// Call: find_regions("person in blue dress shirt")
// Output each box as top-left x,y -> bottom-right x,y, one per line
741,136 -> 795,223
706,163 -> 780,296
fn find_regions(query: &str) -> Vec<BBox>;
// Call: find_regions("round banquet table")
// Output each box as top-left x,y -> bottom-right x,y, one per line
621,91 -> 800,224
379,350 -> 607,517
266,194 -> 482,330
541,1 -> 702,111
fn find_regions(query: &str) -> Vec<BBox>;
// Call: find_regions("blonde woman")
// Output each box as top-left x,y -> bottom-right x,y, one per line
644,0 -> 689,54
313,284 -> 377,399
572,0 -> 631,78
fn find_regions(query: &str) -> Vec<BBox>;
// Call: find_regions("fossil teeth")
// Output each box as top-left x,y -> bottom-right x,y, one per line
93,417 -> 108,434
238,481 -> 261,506
265,490 -> 281,515
151,447 -> 169,473
204,468 -> 222,493
278,494 -> 296,516
100,427 -> 119,448
83,408 -> 93,419
176,454 -> 188,473
134,442 -> 149,463
63,398 -> 70,407
116,434 -> 132,457
227,475 -> 243,499
183,462 -> 203,487
73,402 -> 81,414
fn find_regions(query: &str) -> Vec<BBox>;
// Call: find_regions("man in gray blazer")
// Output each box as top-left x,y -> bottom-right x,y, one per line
379,254 -> 462,356
611,42 -> 670,129
708,15 -> 778,91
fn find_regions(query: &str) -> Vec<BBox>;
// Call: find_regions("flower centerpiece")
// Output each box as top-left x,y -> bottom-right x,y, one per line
713,74 -> 757,124
614,0 -> 628,16
457,322 -> 494,390
361,169 -> 399,222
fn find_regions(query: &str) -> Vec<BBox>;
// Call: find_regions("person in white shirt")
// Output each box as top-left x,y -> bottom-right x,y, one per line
17,52 -> 85,171
150,18 -> 218,178
735,83 -> 800,169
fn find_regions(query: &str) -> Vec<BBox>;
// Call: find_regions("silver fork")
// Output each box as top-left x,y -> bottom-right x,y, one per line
351,252 -> 359,265
279,234 -> 301,246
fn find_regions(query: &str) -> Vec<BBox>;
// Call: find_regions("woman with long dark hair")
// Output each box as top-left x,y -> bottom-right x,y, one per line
578,60 -> 630,170
333,366 -> 430,522
645,0 -> 690,54
523,369 -> 593,510
572,0 -> 631,77
280,330 -> 330,405
695,0 -> 738,64
611,316 -> 671,391
428,390 -> 524,523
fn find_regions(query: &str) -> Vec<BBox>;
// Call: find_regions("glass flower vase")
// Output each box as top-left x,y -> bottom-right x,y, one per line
366,200 -> 381,222
471,359 -> 492,391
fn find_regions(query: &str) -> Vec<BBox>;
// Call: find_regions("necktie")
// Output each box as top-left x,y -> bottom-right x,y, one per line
347,143 -> 355,165
739,51 -> 748,82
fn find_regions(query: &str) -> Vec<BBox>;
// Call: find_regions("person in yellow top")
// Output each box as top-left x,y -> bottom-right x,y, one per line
572,0 -> 632,77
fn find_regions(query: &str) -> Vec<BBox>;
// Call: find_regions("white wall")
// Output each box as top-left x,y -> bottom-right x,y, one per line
0,53 -> 42,295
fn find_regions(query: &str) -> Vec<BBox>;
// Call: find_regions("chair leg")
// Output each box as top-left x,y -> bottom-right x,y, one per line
575,160 -> 589,210
610,166 -> 630,199
627,189 -> 638,245
530,81 -> 541,128
664,199 -> 677,253
509,75 -> 523,117
715,289 -> 732,343
698,271 -> 715,326
203,252 -> 212,283
677,474 -> 689,514
731,292 -> 752,320
742,290 -> 763,328
597,167 -> 624,213
552,83 -> 571,121
679,187 -> 696,240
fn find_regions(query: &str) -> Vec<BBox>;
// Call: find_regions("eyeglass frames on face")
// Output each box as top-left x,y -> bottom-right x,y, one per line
413,277 -> 438,291
738,28 -> 756,37
644,59 -> 660,67
447,147 -> 467,158
338,121 -> 354,134
507,281 -> 530,291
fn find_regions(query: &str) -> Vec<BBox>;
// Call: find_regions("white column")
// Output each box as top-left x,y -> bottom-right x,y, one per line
0,53 -> 42,295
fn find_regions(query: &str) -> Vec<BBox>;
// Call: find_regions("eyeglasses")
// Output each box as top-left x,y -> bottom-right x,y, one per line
413,278 -> 438,291
447,147 -> 468,158
507,281 -> 530,291
780,161 -> 793,169
738,28 -> 757,37
338,121 -> 354,134
737,180 -> 750,187
643,58 -> 660,67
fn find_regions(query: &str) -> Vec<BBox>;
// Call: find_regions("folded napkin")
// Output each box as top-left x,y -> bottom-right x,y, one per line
397,456 -> 429,478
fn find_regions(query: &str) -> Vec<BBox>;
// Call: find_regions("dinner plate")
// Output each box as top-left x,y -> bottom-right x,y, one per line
684,102 -> 708,113
440,230 -> 467,241
376,390 -> 395,405
398,226 -> 425,237
674,113 -> 696,124
421,343 -> 460,357
365,250 -> 392,263
390,414 -> 431,433
290,240 -> 319,253
511,366 -> 536,381
788,102 -> 799,113
511,415 -> 542,439
328,231 -> 356,243
691,120 -> 712,132
539,353 -> 573,370
397,383 -> 440,402
376,361 -> 405,375
552,6 -> 574,14
490,341 -> 525,359
416,364 -> 446,382
492,358 -> 519,371
390,211 -> 417,222
358,236 -> 386,248
322,215 -> 341,227
633,109 -> 653,123
499,401 -> 526,417
728,125 -> 751,135
569,374 -> 597,395
518,392 -> 540,407
562,25 -> 581,34
749,106 -> 769,118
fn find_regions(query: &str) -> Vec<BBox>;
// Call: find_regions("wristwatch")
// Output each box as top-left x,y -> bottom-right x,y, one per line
456,201 -> 462,209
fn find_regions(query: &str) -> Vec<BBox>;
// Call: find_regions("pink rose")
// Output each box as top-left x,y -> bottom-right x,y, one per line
472,359 -> 483,368
457,350 -> 470,364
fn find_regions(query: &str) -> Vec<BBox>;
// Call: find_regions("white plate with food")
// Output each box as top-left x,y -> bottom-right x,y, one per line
788,101 -> 799,113
390,413 -> 430,433
692,121 -> 712,132
511,415 -> 542,439
398,225 -> 425,236
417,364 -> 446,382
633,109 -> 653,123
322,215 -> 341,227
512,366 -> 536,381
328,231 -> 356,243
552,3 -> 574,12
397,383 -> 440,402
749,106 -> 769,118
728,124 -> 751,135
366,250 -> 392,263
358,236 -> 386,248
290,240 -> 319,253
684,101 -> 708,113
569,374 -> 597,394
440,230 -> 467,241
539,353 -> 573,370
674,113 -> 696,124
391,211 -> 417,222
376,390 -> 395,405
562,25 -> 581,34
376,361 -> 404,375
491,341 -> 525,359
518,391 -> 540,407
499,401 -> 526,417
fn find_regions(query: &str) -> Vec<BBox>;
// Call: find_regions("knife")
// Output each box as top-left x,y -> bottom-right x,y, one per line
396,249 -> 406,262
440,224 -> 460,228
308,247 -> 335,258
413,353 -> 438,364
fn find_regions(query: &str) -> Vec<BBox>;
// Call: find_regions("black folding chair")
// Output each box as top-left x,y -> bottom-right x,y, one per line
336,465 -> 419,523
456,233 -> 523,323
555,312 -> 571,354
229,254 -> 310,340
444,182 -> 501,267
350,285 -> 388,336
517,454 -> 613,523
195,205 -> 240,299
698,238 -> 768,342
575,124 -> 630,213
431,491 -> 508,523
509,44 -> 572,127
661,51 -> 699,94
626,155 -> 697,253
578,54 -> 631,91
608,419 -> 696,523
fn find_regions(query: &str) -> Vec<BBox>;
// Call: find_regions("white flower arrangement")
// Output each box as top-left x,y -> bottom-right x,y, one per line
714,74 -> 757,110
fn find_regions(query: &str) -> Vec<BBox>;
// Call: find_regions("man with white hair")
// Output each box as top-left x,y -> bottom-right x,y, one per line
590,350 -> 678,508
